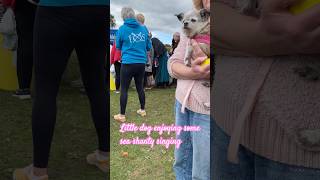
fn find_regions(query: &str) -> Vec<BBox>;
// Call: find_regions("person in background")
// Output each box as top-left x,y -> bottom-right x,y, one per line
167,0 -> 210,179
13,1 -> 109,179
144,32 -> 154,90
170,32 -> 180,56
152,37 -> 170,88
135,13 -> 153,90
110,38 -> 121,93
152,48 -> 159,81
2,0 -> 37,99
113,7 -> 151,123
0,0 -> 17,51
169,32 -> 180,87
136,13 -> 145,26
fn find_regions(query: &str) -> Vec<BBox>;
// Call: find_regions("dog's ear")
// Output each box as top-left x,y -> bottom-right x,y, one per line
175,13 -> 184,22
199,9 -> 210,20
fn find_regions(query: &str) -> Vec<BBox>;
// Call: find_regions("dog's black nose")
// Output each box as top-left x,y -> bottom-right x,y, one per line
184,22 -> 189,27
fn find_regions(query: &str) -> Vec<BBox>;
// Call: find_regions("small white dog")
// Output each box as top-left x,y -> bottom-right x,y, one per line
176,8 -> 210,67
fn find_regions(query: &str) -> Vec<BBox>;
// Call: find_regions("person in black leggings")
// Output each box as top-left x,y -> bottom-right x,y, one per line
120,64 -> 145,114
114,61 -> 121,91
13,5 -> 109,179
113,7 -> 151,123
12,0 -> 37,99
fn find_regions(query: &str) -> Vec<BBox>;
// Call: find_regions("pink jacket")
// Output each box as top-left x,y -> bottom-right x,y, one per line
167,35 -> 210,115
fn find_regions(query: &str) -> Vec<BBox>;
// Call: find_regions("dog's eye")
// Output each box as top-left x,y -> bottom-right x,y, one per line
191,19 -> 196,22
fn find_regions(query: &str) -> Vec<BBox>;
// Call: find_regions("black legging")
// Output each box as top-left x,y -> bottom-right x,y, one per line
15,0 -> 36,89
114,61 -> 121,91
32,6 -> 109,168
120,64 -> 145,115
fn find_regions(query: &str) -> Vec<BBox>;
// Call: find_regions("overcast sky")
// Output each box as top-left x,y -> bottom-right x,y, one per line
110,0 -> 193,44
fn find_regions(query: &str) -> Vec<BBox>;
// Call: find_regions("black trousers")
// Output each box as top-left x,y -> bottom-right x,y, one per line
120,64 -> 145,115
32,6 -> 109,168
15,1 -> 37,89
114,61 -> 121,90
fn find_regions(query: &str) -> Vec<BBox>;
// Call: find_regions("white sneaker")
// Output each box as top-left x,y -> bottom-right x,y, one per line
12,89 -> 31,100
136,109 -> 146,117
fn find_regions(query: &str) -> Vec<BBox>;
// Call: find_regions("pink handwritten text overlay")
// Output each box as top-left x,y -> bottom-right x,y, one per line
119,123 -> 201,149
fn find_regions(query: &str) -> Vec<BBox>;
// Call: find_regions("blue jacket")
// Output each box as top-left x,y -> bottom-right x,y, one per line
39,0 -> 109,6
116,18 -> 151,64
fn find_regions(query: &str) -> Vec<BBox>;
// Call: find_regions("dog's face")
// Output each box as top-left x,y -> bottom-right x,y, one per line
176,9 -> 210,38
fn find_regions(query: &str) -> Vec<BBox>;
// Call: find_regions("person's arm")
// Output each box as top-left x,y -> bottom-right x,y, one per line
115,29 -> 122,51
150,46 -> 154,61
213,1 -> 320,56
168,35 -> 210,80
146,38 -> 152,52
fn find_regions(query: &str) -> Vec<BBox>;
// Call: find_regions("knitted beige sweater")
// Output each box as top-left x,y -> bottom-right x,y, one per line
213,0 -> 320,168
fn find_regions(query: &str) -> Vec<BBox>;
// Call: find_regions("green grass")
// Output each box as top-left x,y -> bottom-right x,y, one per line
0,52 -> 177,179
110,88 -> 176,180
0,53 -> 108,180
0,87 -> 108,180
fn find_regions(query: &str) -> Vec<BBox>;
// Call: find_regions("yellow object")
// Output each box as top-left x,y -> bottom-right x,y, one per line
201,58 -> 210,67
0,35 -> 18,91
110,73 -> 116,91
290,0 -> 320,14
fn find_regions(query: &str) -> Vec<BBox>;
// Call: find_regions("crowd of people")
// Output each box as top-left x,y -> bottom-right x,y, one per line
110,9 -> 183,123
110,19 -> 179,93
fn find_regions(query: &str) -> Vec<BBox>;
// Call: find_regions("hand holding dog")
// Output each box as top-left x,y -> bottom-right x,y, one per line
259,0 -> 320,54
213,0 -> 320,56
191,57 -> 210,80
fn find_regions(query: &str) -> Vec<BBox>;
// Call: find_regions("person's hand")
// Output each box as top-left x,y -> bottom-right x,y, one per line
259,0 -> 320,54
170,56 -> 210,80
213,1 -> 320,56
191,57 -> 210,80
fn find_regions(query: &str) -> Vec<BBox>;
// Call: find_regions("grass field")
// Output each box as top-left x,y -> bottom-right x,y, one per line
0,86 -> 108,180
110,88 -> 176,180
0,87 -> 176,180
0,52 -> 177,179
0,54 -> 109,180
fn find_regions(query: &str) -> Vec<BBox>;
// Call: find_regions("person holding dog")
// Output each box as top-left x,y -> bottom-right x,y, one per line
167,0 -> 210,179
